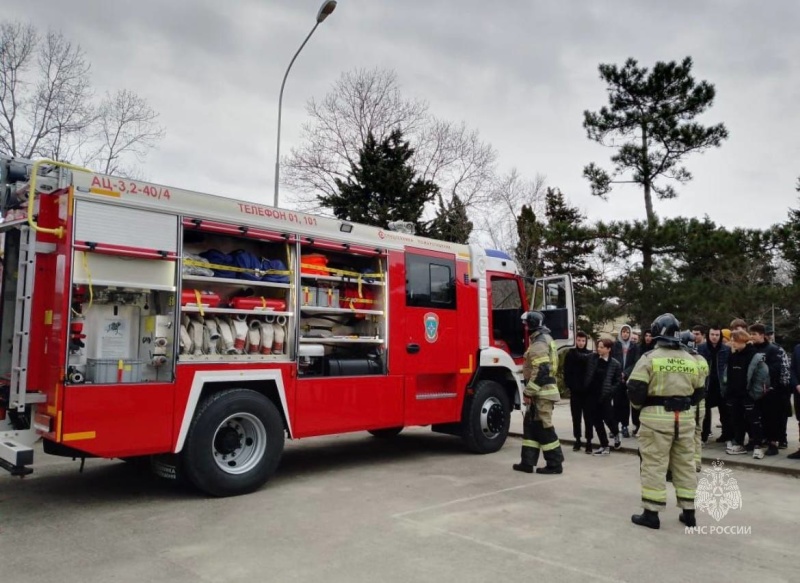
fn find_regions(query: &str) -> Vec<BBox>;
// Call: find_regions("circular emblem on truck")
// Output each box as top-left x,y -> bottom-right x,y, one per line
424,312 -> 439,343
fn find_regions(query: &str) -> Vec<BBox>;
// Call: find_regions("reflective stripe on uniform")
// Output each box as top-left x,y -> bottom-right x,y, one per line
536,386 -> 560,398
531,356 -> 550,365
522,440 -> 540,448
675,488 -> 696,500
541,439 -> 561,451
641,487 -> 668,504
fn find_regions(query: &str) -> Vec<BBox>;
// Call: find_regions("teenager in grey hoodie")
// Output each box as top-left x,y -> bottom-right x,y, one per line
611,324 -> 640,438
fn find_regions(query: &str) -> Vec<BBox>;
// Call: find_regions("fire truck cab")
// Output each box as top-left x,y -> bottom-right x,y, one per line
0,157 -> 574,496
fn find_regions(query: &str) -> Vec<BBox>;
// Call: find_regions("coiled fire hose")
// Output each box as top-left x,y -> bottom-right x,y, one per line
247,319 -> 262,354
215,317 -> 236,354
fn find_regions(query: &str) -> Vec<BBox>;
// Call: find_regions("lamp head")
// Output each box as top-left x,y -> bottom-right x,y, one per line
317,0 -> 337,23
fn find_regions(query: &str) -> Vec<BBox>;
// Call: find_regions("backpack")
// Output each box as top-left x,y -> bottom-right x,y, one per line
748,353 -> 770,401
261,258 -> 290,283
231,249 -> 263,281
199,249 -> 236,278
777,346 -> 791,390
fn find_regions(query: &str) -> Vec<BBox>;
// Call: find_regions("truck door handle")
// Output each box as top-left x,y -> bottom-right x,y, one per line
406,343 -> 420,354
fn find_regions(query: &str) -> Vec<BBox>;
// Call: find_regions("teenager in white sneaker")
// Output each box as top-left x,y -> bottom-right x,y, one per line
723,330 -> 770,458
584,338 -> 622,456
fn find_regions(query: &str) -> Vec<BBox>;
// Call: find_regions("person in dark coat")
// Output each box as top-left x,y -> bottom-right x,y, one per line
564,331 -> 593,452
750,324 -> 786,456
629,330 -> 656,436
789,341 -> 800,460
611,324 -> 641,438
724,330 -> 769,458
584,338 -> 623,455
698,325 -> 731,443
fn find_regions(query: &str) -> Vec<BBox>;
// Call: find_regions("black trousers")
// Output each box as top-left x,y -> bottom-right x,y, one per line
760,391 -> 786,443
570,391 -> 594,441
728,397 -> 763,446
702,402 -> 731,440
780,392 -> 793,442
592,398 -> 617,447
631,407 -> 640,430
613,388 -> 630,430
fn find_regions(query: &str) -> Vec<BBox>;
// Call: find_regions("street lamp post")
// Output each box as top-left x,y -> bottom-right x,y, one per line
273,0 -> 337,208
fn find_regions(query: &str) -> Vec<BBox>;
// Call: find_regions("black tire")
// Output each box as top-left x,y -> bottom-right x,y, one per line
368,427 -> 403,438
181,388 -> 285,497
462,380 -> 511,454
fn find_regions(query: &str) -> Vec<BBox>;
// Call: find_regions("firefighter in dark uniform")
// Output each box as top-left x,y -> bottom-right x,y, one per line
627,314 -> 707,529
513,311 -> 564,475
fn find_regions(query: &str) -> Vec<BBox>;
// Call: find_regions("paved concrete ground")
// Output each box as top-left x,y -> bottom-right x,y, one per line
511,400 -> 800,476
1,428 -> 797,583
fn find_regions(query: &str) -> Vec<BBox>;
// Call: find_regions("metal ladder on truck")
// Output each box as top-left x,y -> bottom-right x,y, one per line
0,225 -> 46,476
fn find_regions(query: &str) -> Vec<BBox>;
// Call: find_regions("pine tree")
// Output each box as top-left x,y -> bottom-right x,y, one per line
583,57 -> 728,324
538,188 -> 602,334
319,129 -> 438,230
514,204 -> 544,280
425,193 -> 473,243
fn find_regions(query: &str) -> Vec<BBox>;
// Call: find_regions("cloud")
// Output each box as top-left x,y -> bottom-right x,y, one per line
3,0 -> 799,228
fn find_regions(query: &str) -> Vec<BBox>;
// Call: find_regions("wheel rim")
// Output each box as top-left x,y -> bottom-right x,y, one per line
211,412 -> 267,475
480,396 -> 505,439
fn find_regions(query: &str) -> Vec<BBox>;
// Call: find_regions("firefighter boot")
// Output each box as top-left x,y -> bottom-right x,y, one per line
679,510 -> 697,527
631,510 -> 660,530
514,442 -> 539,473
536,465 -> 563,474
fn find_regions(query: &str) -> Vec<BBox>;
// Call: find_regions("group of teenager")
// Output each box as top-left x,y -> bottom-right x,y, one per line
564,320 -> 800,461
564,324 -> 647,455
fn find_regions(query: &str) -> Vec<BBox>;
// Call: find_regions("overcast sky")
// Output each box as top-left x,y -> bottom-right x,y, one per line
6,0 -> 800,230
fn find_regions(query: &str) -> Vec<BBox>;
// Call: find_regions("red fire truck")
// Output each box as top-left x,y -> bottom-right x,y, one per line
0,157 -> 574,496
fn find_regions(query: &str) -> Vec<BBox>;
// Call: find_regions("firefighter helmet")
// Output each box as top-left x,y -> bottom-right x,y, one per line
521,311 -> 546,332
679,330 -> 696,349
650,313 -> 681,344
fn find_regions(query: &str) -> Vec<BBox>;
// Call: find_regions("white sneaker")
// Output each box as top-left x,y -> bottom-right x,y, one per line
726,445 -> 747,455
725,440 -> 733,450
592,447 -> 611,456
753,447 -> 765,460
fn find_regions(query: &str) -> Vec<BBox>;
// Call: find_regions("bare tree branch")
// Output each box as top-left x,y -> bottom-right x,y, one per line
283,67 -> 498,217
0,20 -> 164,177
90,89 -> 165,176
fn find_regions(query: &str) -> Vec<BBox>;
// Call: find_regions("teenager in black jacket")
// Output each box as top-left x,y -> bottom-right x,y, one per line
611,324 -> 641,438
584,338 -> 623,455
564,331 -> 593,452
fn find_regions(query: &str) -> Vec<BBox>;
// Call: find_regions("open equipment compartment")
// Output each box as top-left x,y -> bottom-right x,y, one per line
67,200 -> 179,385
178,218 -> 295,362
297,237 -> 387,377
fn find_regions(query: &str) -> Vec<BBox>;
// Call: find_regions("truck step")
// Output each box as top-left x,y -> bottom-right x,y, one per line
0,436 -> 34,477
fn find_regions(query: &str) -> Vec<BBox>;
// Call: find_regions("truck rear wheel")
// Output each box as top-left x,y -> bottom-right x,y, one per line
462,380 -> 511,454
181,389 -> 285,497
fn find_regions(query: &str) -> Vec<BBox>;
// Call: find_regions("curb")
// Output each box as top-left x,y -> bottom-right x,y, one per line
508,431 -> 800,478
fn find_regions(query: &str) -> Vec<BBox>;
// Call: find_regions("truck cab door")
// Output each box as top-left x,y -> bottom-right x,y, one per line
530,274 -> 575,349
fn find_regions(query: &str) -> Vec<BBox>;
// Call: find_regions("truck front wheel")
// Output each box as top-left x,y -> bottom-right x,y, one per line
462,380 -> 511,454
181,389 -> 285,497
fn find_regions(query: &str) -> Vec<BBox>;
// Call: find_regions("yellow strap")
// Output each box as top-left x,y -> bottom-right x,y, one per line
183,258 -> 291,277
260,297 -> 266,308
299,262 -> 384,280
77,251 -> 94,314
194,289 -> 204,317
